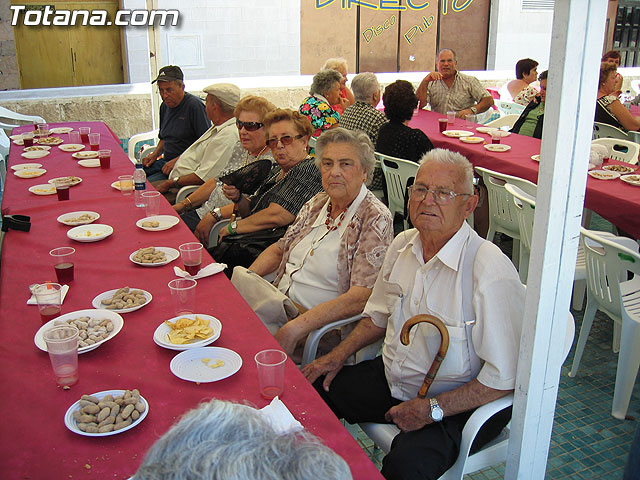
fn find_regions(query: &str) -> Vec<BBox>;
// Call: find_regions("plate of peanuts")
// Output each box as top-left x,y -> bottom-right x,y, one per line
64,389 -> 149,436
92,287 -> 152,313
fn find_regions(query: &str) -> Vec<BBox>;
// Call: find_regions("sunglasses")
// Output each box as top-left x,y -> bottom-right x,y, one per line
236,120 -> 264,132
266,135 -> 304,149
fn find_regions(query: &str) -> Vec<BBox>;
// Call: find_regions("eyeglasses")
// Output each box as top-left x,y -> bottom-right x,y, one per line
236,120 -> 264,132
266,135 -> 304,149
409,185 -> 472,205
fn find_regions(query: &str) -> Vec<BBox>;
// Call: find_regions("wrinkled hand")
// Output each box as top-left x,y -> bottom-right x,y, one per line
384,397 -> 432,432
142,152 -> 157,168
301,352 -> 346,391
195,214 -> 216,245
161,158 -> 178,176
174,202 -> 185,214
222,184 -> 241,202
274,322 -> 303,356
155,181 -> 171,194
218,224 -> 230,243
339,96 -> 350,110
427,71 -> 443,82
456,109 -> 471,119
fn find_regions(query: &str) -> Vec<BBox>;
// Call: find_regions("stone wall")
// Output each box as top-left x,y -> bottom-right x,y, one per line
0,1 -> 19,91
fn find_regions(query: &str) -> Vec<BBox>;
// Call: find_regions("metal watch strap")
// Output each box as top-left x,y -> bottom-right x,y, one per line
429,397 -> 444,422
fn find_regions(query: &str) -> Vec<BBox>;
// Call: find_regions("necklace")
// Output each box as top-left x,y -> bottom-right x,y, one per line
324,201 -> 348,231
244,144 -> 268,167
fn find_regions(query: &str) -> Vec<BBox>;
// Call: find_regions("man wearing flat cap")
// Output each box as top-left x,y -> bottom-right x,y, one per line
153,83 -> 241,204
144,65 -> 211,182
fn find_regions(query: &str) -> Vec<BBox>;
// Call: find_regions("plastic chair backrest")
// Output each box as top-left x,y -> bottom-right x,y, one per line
127,129 -> 159,164
580,228 -> 640,319
592,122 -> 629,140
0,153 -> 5,193
0,128 -> 9,158
505,184 -> 536,253
591,138 -> 639,165
496,100 -> 525,116
375,152 -> 418,226
484,114 -> 520,130
0,106 -> 45,125
475,167 -> 536,241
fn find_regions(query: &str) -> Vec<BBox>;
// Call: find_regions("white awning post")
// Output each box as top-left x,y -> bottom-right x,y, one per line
505,1 -> 607,479
146,0 -> 161,130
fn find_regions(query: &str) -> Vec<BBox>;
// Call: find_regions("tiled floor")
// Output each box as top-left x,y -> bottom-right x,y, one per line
351,219 -> 640,479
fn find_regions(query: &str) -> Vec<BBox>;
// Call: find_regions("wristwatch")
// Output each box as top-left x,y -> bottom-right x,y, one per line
429,398 -> 444,422
470,106 -> 478,114
229,220 -> 238,235
172,176 -> 180,188
211,207 -> 222,222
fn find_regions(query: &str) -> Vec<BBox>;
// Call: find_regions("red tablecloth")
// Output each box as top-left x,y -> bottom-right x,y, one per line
0,123 -> 382,480
410,110 -> 640,238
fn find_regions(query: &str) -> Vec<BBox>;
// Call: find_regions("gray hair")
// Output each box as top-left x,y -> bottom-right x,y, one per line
134,399 -> 352,480
419,148 -> 474,194
322,57 -> 348,72
310,69 -> 343,97
315,128 -> 376,187
438,48 -> 457,62
351,72 -> 380,103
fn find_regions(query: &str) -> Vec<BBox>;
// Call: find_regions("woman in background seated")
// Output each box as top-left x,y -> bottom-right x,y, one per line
376,80 -> 434,162
135,399 -> 352,480
233,128 -> 393,357
174,96 -> 275,239
211,109 -> 323,273
323,57 -> 355,114
299,69 -> 342,137
511,70 -> 547,139
595,62 -> 640,132
505,58 -> 539,105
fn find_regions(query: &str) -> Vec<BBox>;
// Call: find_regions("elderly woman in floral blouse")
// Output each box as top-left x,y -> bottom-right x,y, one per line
299,69 -> 343,138
239,128 -> 393,356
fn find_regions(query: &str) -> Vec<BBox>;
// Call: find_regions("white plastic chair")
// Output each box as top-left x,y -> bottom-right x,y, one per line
495,100 -> 525,117
0,128 -> 9,158
484,114 -> 520,130
208,219 -> 231,250
127,129 -> 159,165
376,152 -> 419,230
175,185 -> 199,205
591,138 -> 639,165
592,122 -> 629,141
0,153 -> 6,194
0,106 -> 45,127
631,80 -> 640,96
569,228 -> 640,419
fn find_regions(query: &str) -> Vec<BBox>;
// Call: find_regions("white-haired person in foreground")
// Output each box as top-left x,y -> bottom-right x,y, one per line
133,399 -> 352,480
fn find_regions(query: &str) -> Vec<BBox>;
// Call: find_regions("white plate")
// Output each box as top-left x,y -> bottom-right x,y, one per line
64,389 -> 149,437
136,215 -> 180,232
484,144 -> 512,152
57,211 -> 100,226
48,176 -> 82,186
72,151 -> 98,159
170,347 -> 242,383
531,154 -> 540,162
92,288 -> 152,313
21,150 -> 50,159
620,174 -> 640,186
11,162 -> 42,171
67,224 -> 114,242
28,184 -> 56,195
111,181 -> 123,190
476,126 -> 495,134
14,168 -> 46,178
36,136 -> 63,145
603,164 -> 635,174
442,130 -> 474,138
459,136 -> 484,144
50,127 -> 73,134
78,159 -> 100,168
588,169 -> 620,180
23,145 -> 51,152
10,134 -> 25,140
60,144 -> 86,153
34,309 -> 124,354
12,137 -> 39,146
153,314 -> 222,351
129,246 -> 179,267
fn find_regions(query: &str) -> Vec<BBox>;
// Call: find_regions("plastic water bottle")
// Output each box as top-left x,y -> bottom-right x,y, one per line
134,150 -> 146,207
624,90 -> 632,109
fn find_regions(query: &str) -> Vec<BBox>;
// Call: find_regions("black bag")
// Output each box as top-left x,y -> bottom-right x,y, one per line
210,226 -> 288,278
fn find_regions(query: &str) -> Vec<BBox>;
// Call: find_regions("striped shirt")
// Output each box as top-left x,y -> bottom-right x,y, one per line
427,72 -> 492,114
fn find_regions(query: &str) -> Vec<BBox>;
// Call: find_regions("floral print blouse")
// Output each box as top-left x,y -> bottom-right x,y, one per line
299,94 -> 340,137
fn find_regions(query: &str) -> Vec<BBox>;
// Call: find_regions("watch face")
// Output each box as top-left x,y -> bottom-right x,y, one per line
431,407 -> 444,421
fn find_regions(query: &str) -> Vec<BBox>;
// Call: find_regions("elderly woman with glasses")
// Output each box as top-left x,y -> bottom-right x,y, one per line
299,69 -> 343,138
174,96 -> 276,239
211,109 -> 323,274
233,128 -> 393,358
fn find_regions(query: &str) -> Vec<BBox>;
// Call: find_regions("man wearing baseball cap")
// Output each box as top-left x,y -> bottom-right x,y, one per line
143,65 -> 211,182
153,83 -> 241,204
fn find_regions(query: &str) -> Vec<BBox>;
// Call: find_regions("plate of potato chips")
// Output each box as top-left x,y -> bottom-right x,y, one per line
153,314 -> 222,350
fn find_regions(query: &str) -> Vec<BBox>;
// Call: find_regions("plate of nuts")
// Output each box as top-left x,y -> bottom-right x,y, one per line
34,309 -> 124,354
129,246 -> 179,267
64,389 -> 149,436
92,287 -> 152,313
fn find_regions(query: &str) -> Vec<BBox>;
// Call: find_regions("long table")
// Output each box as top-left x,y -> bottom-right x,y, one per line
0,122 -> 383,479
410,109 -> 640,238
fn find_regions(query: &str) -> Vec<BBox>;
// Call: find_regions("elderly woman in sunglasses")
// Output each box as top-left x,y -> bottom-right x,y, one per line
211,109 -> 323,273
174,96 -> 276,238
232,128 -> 393,358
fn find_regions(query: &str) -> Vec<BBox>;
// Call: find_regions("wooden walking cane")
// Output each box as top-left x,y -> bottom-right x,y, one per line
400,314 -> 450,399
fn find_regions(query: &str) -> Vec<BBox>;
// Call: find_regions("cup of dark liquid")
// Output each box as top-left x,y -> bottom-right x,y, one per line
22,132 -> 35,147
79,127 -> 91,144
88,133 -> 100,151
490,130 -> 503,144
33,283 -> 63,323
54,178 -> 71,201
438,118 -> 448,133
179,242 -> 203,276
98,149 -> 111,169
50,247 -> 75,283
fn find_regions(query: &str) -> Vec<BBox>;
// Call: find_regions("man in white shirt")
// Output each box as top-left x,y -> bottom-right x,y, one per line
302,148 -> 524,480
416,49 -> 494,119
153,83 -> 240,203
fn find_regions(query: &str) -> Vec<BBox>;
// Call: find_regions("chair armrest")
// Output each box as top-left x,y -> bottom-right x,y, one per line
175,185 -> 199,205
208,219 -> 231,249
127,129 -> 159,163
300,314 -> 363,366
